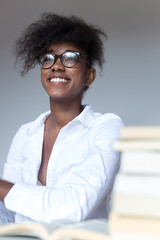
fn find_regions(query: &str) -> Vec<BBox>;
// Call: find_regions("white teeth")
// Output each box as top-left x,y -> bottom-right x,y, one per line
50,78 -> 68,82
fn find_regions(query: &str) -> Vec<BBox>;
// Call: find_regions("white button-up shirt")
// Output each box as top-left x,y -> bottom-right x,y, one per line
3,105 -> 123,223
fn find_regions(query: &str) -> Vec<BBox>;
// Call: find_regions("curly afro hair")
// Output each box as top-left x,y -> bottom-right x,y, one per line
14,12 -> 107,76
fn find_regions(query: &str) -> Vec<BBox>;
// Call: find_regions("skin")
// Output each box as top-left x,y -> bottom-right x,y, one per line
0,42 -> 96,199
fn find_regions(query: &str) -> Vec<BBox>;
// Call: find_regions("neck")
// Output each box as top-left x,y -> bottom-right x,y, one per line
48,98 -> 84,129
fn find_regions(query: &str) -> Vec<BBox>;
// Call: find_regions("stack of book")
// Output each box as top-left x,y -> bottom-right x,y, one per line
0,219 -> 110,240
113,126 -> 160,219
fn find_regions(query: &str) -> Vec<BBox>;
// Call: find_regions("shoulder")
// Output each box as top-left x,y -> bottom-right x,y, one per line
80,105 -> 124,130
13,111 -> 50,139
90,110 -> 124,145
94,111 -> 123,125
92,110 -> 124,132
81,105 -> 124,138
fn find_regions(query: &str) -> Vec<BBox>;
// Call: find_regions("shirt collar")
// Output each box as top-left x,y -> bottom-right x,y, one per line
27,111 -> 50,136
27,105 -> 95,136
74,105 -> 95,128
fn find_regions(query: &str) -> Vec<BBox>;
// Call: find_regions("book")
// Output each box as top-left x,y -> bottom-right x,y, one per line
113,174 -> 160,219
114,126 -> 160,151
113,139 -> 160,151
119,151 -> 160,174
0,219 -> 110,240
119,126 -> 160,140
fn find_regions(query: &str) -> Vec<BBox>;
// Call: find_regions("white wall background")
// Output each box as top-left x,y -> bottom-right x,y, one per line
0,0 -> 160,176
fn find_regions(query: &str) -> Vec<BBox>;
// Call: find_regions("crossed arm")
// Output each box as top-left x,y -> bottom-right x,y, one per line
0,179 -> 13,201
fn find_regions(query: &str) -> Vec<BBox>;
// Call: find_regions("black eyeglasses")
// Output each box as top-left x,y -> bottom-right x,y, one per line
38,50 -> 91,69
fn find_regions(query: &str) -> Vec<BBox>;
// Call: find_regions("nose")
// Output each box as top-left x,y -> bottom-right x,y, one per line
51,56 -> 65,72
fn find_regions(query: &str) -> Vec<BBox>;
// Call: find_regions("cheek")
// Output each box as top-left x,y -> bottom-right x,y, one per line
41,70 -> 46,87
72,67 -> 88,83
41,70 -> 45,80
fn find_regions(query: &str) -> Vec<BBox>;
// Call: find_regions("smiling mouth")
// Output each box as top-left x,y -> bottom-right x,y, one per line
48,78 -> 69,83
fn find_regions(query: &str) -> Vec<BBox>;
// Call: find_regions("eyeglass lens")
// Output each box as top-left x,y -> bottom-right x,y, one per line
39,51 -> 79,68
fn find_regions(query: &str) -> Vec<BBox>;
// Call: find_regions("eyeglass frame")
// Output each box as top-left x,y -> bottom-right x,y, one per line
38,50 -> 92,69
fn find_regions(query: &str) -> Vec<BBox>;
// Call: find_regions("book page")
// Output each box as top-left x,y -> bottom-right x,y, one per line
0,219 -> 109,240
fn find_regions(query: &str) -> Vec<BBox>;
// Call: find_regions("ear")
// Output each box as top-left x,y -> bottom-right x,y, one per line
85,67 -> 96,87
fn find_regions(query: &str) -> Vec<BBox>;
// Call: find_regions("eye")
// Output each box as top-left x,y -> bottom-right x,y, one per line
43,54 -> 54,63
62,52 -> 78,66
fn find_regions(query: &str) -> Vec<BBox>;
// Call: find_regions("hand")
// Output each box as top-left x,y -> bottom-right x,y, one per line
0,179 -> 14,201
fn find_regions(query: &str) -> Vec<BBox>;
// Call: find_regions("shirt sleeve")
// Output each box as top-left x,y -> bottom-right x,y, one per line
4,116 -> 124,223
2,124 -> 30,183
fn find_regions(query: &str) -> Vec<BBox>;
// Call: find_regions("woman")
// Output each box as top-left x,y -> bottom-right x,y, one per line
0,13 -> 124,223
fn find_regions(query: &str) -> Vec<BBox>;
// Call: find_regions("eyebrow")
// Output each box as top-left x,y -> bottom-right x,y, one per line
45,50 -> 80,55
45,50 -> 54,54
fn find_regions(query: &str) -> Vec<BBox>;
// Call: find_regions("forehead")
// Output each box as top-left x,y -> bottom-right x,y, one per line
47,42 -> 86,55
